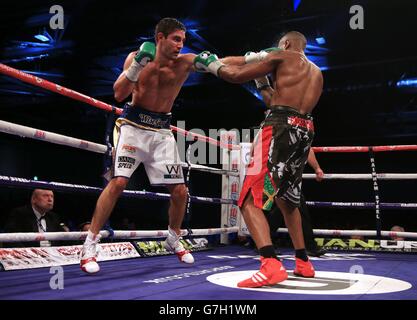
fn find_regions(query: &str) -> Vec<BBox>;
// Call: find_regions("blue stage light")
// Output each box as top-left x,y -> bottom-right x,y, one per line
34,34 -> 50,42
396,78 -> 417,88
293,0 -> 302,11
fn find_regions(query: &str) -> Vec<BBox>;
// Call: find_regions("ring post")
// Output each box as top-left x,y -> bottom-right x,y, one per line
220,131 -> 239,244
369,147 -> 382,238
238,142 -> 252,237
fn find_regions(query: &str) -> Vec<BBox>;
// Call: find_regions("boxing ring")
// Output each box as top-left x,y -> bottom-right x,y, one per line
1,63 -> 417,301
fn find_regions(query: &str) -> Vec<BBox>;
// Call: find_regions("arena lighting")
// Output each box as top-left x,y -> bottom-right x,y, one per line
293,0 -> 302,11
34,31 -> 54,43
34,34 -> 49,42
396,78 -> 417,88
1,54 -> 49,64
315,37 -> 326,45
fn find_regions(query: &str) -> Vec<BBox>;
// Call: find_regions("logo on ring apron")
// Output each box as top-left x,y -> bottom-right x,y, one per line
207,270 -> 412,295
164,165 -> 183,179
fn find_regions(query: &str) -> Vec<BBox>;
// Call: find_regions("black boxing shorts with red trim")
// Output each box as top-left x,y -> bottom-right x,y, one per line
237,106 -> 314,210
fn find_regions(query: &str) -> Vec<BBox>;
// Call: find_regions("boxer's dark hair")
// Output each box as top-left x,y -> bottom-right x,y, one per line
155,18 -> 186,41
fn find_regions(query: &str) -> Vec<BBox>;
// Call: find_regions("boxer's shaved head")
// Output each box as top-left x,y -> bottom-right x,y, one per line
278,31 -> 307,51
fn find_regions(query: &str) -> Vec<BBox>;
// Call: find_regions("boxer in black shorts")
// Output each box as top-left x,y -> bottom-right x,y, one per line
240,106 -> 314,212
195,31 -> 323,287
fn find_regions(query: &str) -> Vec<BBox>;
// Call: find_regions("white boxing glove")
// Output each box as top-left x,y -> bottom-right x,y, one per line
254,76 -> 271,90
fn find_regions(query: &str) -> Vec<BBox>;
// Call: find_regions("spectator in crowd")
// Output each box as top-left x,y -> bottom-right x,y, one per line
3,189 -> 68,247
79,221 -> 92,232
350,228 -> 365,241
390,225 -> 405,241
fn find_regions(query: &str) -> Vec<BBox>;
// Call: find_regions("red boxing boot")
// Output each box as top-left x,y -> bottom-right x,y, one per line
294,258 -> 315,278
238,257 -> 288,288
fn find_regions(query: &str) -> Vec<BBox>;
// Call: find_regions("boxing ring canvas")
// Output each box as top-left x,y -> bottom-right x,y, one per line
1,245 -> 416,300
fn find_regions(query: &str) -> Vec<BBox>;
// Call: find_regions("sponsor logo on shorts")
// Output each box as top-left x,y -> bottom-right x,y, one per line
164,165 -> 183,179
122,144 -> 137,154
118,156 -> 136,169
139,114 -> 169,128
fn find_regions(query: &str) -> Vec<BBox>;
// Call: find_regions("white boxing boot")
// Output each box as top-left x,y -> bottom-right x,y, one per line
164,226 -> 194,264
80,231 -> 101,274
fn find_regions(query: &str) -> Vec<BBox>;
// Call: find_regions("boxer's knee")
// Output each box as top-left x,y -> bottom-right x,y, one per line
169,184 -> 188,205
241,191 -> 255,213
109,177 -> 129,195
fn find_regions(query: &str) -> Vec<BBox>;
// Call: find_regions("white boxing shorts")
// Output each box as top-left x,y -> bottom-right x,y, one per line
113,124 -> 184,185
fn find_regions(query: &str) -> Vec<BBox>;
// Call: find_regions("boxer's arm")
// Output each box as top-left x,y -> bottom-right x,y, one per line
181,53 -> 199,72
113,42 -> 155,102
220,49 -> 280,66
259,86 -> 274,106
307,148 -> 324,182
253,73 -> 274,105
220,56 -> 246,66
218,52 -> 283,84
189,53 -> 242,70
113,52 -> 136,102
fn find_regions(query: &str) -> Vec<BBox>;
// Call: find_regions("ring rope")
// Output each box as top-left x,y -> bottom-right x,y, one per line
302,173 -> 417,180
1,175 -> 415,208
0,119 -> 238,177
0,63 -> 240,151
306,201 -> 417,209
312,145 -> 417,153
1,64 -> 416,153
0,175 -> 235,205
0,119 -> 107,154
0,227 -> 239,243
4,121 -> 416,180
275,228 -> 417,239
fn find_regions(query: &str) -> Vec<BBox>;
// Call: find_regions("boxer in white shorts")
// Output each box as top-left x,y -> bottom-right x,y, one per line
80,18 -> 200,274
113,105 -> 184,186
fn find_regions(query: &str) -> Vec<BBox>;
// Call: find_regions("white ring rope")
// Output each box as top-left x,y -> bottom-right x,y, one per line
0,119 -> 107,154
303,173 -> 417,180
0,227 -> 239,243
3,120 -> 416,180
0,119 -> 238,177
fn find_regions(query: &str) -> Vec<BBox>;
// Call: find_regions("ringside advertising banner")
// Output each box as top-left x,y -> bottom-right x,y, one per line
0,242 -> 139,271
316,238 -> 417,253
135,238 -> 210,257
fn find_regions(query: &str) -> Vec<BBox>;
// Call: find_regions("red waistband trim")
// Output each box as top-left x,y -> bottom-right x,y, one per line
287,116 -> 314,132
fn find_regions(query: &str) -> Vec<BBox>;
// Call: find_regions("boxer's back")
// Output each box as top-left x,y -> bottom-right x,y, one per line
271,51 -> 323,115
